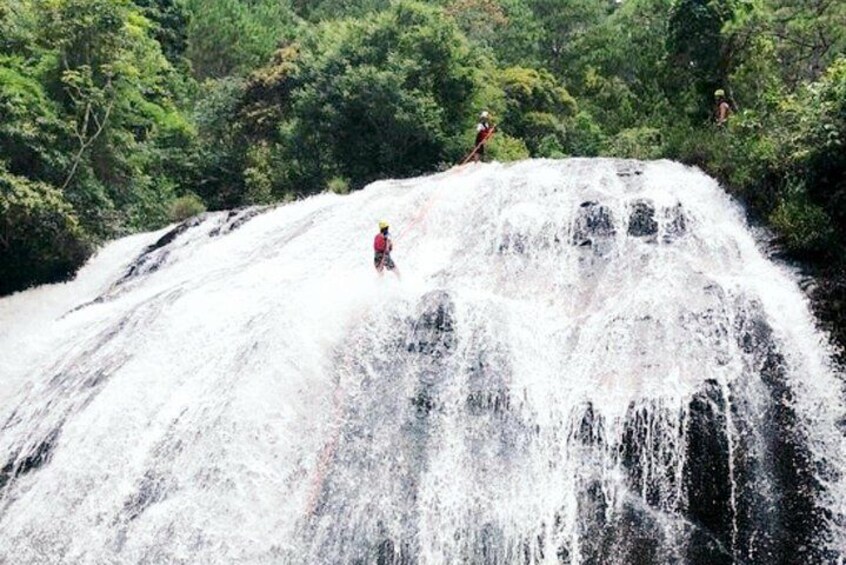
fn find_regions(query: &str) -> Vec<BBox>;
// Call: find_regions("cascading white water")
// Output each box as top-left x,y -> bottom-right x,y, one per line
0,159 -> 843,564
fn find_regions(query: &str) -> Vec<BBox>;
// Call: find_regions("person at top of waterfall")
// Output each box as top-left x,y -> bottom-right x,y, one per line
715,89 -> 732,126
472,111 -> 495,162
374,220 -> 399,277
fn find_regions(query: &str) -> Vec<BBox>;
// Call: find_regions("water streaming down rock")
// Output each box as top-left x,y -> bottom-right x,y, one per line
0,159 -> 844,564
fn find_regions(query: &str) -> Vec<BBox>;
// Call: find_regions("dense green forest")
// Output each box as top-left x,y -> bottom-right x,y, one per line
1,0 -> 844,303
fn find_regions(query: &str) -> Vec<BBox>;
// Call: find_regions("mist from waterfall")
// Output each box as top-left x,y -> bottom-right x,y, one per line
0,159 -> 843,564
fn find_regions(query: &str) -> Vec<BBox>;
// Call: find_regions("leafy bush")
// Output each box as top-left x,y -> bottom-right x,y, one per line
498,66 -> 575,155
605,127 -> 664,160
168,192 -> 206,222
487,133 -> 530,162
327,176 -> 350,195
565,111 -> 606,157
770,187 -> 835,254
0,57 -> 68,185
0,168 -> 91,294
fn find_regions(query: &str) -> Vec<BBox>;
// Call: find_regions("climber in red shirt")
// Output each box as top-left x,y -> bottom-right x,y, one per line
374,220 -> 399,276
472,111 -> 495,162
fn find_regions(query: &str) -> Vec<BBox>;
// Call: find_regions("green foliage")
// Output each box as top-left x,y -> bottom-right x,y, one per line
566,111 -> 606,157
185,0 -> 298,79
169,192 -> 206,222
240,46 -> 301,138
243,142 -> 277,205
132,0 -> 190,64
0,56 -> 69,185
487,133 -> 530,161
291,0 -> 389,22
770,186 -> 834,254
578,68 -> 638,134
498,66 -> 575,155
605,127 -> 664,160
527,0 -> 610,75
0,167 -> 91,294
327,176 -> 350,195
0,0 -> 39,55
278,2 -> 482,191
191,77 -> 248,208
666,0 -> 737,114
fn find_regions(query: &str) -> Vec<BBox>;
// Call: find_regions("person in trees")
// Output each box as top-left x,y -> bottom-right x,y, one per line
472,111 -> 496,162
374,220 -> 399,277
715,89 -> 732,126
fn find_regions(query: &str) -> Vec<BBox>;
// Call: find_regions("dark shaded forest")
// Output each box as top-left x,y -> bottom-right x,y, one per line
1,0 -> 844,340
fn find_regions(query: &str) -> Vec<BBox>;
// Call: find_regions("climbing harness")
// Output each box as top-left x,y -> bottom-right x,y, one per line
460,126 -> 496,166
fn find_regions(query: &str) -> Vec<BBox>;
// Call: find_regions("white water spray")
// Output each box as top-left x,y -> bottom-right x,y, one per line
0,159 -> 843,564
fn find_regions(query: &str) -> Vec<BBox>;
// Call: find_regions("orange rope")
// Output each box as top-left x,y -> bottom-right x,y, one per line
305,383 -> 344,515
397,127 -> 496,241
305,130 -> 499,516
460,127 -> 496,166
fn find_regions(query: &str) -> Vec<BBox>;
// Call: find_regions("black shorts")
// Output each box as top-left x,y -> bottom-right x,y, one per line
374,252 -> 395,270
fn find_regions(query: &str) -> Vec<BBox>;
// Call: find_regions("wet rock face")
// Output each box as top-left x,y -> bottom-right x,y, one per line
117,216 -> 202,285
121,471 -> 169,523
808,269 -> 846,366
664,204 -> 687,242
684,380 -> 732,553
407,291 -> 455,356
627,200 -> 658,238
572,201 -> 615,247
209,207 -> 266,237
731,307 -> 829,564
498,231 -> 529,255
0,428 -> 60,491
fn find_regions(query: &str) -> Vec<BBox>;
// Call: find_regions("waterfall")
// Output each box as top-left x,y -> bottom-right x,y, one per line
0,159 -> 843,564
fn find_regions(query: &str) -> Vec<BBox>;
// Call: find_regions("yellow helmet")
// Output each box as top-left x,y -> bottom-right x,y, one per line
714,89 -> 725,98
378,220 -> 389,230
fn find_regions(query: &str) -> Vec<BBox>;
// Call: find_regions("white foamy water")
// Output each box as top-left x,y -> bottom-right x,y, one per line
0,159 -> 843,564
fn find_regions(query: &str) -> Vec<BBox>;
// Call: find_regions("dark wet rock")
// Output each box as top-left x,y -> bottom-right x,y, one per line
572,403 -> 603,446
471,523 -> 505,563
807,268 -> 846,365
627,200 -> 658,238
663,203 -> 687,242
466,388 -> 510,415
684,380 -> 732,552
730,306 -> 829,563
575,480 -> 609,562
209,207 -> 267,237
617,166 -> 644,177
117,216 -> 203,286
572,201 -> 615,247
498,231 -> 529,255
144,217 -> 201,255
685,531 -> 733,565
0,460 -> 12,490
411,388 -> 436,416
619,402 -> 682,508
122,471 -> 168,522
0,428 -> 60,489
464,348 -> 514,419
605,505 -> 662,564
577,494 -> 685,565
406,291 -> 455,356
376,538 -> 413,565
